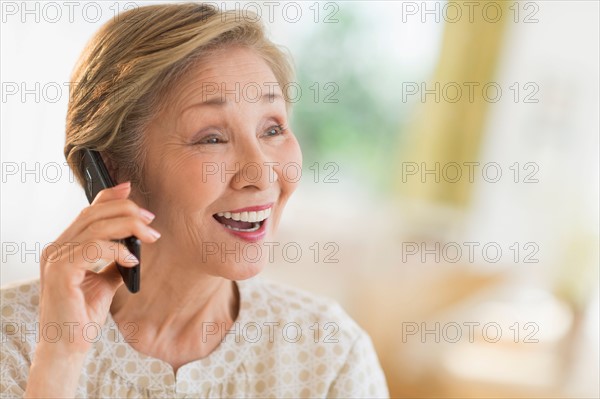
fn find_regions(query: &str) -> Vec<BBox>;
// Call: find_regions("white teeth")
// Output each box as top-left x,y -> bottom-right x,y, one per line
248,211 -> 257,222
256,210 -> 265,221
217,207 -> 271,222
223,222 -> 261,232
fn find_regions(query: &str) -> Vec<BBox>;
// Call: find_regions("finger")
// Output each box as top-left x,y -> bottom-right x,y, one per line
83,199 -> 154,225
50,183 -> 133,246
43,240 -> 138,269
45,210 -> 148,267
41,240 -> 140,289
91,181 -> 132,206
80,216 -> 160,244
63,199 -> 155,243
97,261 -> 125,293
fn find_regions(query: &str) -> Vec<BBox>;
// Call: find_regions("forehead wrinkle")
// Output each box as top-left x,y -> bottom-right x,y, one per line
175,52 -> 280,102
159,48 -> 284,136
176,72 -> 283,122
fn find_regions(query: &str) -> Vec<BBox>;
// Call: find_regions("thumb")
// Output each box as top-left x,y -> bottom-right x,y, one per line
97,261 -> 125,294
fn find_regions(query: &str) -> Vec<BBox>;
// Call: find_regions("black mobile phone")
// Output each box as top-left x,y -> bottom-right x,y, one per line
81,149 -> 141,293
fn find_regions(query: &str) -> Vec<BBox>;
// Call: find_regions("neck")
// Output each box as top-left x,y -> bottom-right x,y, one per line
109,254 -> 240,339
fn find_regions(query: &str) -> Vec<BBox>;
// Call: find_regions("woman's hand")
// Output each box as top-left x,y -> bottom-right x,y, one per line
24,181 -> 160,398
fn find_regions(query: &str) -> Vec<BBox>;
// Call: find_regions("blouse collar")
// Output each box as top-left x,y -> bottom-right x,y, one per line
95,277 -> 257,393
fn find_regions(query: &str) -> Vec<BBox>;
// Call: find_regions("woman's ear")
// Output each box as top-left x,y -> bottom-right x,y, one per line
99,152 -> 121,184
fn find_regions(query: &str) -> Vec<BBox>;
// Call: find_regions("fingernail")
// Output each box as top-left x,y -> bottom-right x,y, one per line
124,252 -> 139,264
148,227 -> 161,240
140,208 -> 155,222
114,181 -> 131,190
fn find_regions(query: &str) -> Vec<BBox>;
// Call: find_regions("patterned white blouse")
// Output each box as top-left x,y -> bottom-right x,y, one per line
1,276 -> 389,398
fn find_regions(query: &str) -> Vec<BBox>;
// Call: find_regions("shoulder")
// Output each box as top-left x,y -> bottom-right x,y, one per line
1,278 -> 41,324
1,278 -> 41,396
235,277 -> 389,397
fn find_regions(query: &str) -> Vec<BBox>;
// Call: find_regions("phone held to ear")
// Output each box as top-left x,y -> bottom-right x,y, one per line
81,149 -> 141,293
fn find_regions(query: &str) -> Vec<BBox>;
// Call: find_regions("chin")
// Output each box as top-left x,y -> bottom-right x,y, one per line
215,260 -> 266,281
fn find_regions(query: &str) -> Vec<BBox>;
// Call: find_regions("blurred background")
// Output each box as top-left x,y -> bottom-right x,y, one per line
1,1 -> 598,397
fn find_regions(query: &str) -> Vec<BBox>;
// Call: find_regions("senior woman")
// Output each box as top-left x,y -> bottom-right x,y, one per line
0,3 -> 388,398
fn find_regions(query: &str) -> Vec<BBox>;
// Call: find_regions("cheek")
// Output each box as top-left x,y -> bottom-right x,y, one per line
274,137 -> 303,194
148,151 -> 225,213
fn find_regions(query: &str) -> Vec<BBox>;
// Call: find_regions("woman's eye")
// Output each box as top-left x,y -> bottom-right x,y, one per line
195,135 -> 224,145
264,125 -> 286,137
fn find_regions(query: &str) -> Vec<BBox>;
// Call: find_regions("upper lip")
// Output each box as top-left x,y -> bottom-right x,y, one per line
215,202 -> 274,214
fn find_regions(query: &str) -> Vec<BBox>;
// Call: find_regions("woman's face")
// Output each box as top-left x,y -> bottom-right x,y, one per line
137,46 -> 302,280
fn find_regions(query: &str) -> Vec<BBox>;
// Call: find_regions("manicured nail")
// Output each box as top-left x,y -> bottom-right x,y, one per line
148,227 -> 161,239
123,252 -> 139,264
140,208 -> 155,222
114,181 -> 131,190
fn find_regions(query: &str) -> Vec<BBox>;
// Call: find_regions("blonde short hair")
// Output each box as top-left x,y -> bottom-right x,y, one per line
64,3 -> 295,192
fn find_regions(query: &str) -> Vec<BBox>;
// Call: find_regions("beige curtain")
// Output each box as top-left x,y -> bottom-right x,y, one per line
397,1 -> 510,207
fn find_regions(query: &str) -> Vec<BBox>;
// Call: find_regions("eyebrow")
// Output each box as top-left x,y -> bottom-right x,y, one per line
181,92 -> 284,115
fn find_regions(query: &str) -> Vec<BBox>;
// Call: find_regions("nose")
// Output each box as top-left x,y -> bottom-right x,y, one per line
229,141 -> 277,191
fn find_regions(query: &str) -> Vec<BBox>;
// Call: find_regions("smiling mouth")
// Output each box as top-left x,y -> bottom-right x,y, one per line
213,208 -> 272,232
